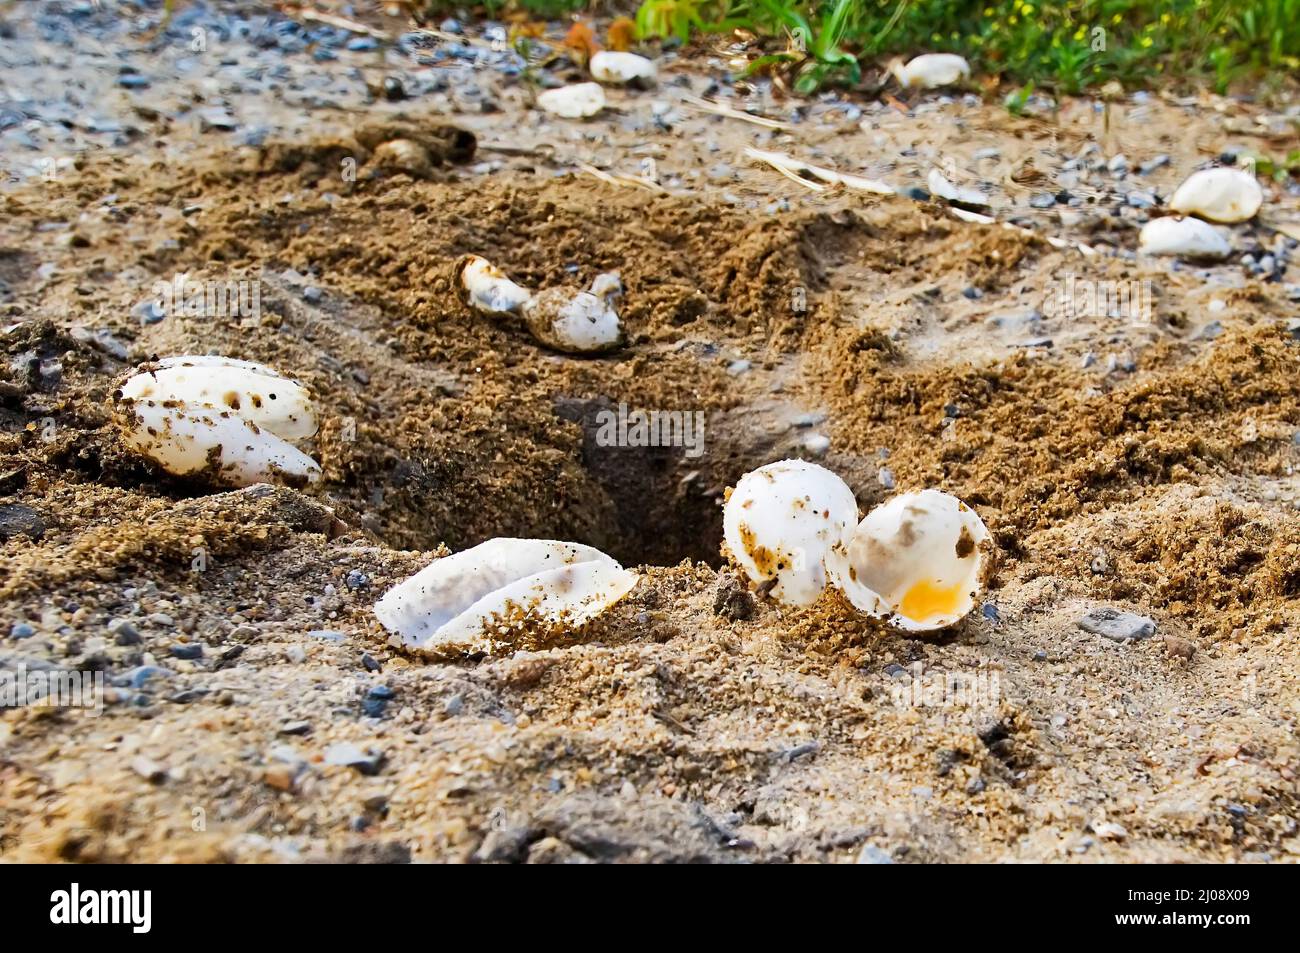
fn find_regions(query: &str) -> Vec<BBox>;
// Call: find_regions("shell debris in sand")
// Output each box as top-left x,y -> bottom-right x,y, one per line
1138,216 -> 1232,259
724,463 -> 989,630
112,356 -> 321,487
722,459 -> 860,607
373,538 -> 639,653
1169,167 -> 1263,223
457,255 -> 624,353
537,82 -> 606,119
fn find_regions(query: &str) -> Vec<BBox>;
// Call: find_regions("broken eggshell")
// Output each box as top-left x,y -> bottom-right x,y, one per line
590,50 -> 657,86
118,355 -> 318,440
115,399 -> 321,488
373,538 -> 639,652
889,53 -> 971,89
722,459 -> 859,607
537,82 -> 606,119
521,272 -> 624,354
113,356 -> 321,488
457,255 -> 534,317
831,489 -> 989,632
1137,216 -> 1231,259
1168,167 -> 1263,224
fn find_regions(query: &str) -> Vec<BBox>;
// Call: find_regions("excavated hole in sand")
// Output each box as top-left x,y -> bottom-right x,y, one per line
545,395 -> 820,569
552,395 -> 726,568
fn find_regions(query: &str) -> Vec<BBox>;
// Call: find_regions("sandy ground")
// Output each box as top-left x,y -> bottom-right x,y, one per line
1,1 -> 1298,863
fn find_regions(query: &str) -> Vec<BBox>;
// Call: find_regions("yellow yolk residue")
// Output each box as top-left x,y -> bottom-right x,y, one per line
898,578 -> 965,623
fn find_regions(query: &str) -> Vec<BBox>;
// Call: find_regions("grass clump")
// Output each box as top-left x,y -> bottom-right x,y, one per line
630,0 -> 1300,94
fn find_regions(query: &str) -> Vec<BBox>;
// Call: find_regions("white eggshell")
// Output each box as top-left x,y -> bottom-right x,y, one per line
537,82 -> 606,119
117,399 -> 321,487
459,255 -> 533,316
893,54 -> 970,89
1169,167 -> 1263,223
723,460 -> 859,607
119,356 -> 317,441
836,490 -> 988,631
1138,216 -> 1231,259
522,287 -> 622,353
927,168 -> 989,207
590,51 -> 656,85
373,538 -> 638,651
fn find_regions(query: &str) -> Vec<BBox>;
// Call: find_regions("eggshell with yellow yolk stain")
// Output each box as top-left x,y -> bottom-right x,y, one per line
833,489 -> 989,631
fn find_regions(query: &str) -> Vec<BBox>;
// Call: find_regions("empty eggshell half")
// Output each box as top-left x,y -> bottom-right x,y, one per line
833,489 -> 989,631
116,399 -> 322,487
537,82 -> 606,119
1169,167 -> 1263,223
373,538 -> 639,652
118,355 -> 318,441
722,459 -> 859,607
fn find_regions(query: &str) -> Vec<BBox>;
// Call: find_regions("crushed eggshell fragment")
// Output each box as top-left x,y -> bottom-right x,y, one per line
1169,167 -> 1263,224
373,538 -> 638,652
590,50 -> 656,85
832,489 -> 989,632
1138,216 -> 1231,259
537,82 -> 606,119
722,459 -> 859,607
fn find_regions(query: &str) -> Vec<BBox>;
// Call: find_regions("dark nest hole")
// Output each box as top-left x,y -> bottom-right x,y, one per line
551,396 -> 786,570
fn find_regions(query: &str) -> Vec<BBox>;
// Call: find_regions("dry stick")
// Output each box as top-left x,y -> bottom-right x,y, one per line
678,93 -> 788,130
295,8 -> 390,40
576,162 -> 668,194
744,147 -> 892,195
745,148 -> 1096,256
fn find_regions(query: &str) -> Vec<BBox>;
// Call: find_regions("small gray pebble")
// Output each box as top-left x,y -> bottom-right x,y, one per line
1078,606 -> 1156,642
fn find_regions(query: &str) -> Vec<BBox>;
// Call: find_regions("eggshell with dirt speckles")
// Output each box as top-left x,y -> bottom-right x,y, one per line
118,356 -> 317,440
117,398 -> 321,487
833,489 -> 988,631
374,538 -> 638,652
722,459 -> 859,607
